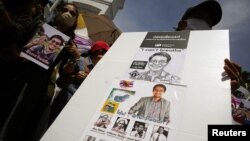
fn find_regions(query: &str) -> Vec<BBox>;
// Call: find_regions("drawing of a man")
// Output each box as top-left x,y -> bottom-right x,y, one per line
132,52 -> 180,84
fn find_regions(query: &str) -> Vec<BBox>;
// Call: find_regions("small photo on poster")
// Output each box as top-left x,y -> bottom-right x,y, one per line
107,88 -> 135,103
130,121 -> 148,139
111,117 -> 130,134
101,101 -> 119,114
83,135 -> 96,141
150,125 -> 169,141
94,113 -> 112,129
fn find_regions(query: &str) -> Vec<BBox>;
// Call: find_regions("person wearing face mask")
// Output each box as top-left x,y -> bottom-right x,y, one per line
176,1 -> 250,125
175,0 -> 222,31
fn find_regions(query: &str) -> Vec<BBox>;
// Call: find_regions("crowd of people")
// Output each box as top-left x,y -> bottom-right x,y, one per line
0,0 -> 249,140
0,0 -> 110,140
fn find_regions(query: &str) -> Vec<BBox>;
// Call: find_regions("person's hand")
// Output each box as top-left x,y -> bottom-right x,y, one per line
245,110 -> 250,119
234,107 -> 246,117
62,61 -> 75,74
64,41 -> 81,59
223,59 -> 242,91
74,71 -> 88,81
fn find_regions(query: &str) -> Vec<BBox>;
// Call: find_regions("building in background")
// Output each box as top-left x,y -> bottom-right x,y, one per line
67,0 -> 125,39
69,0 -> 125,20
46,0 -> 124,41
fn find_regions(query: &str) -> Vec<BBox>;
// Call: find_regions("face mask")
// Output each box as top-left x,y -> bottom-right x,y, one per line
184,18 -> 212,30
61,12 -> 76,27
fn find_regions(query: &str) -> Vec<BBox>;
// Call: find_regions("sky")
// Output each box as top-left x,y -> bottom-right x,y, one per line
113,0 -> 250,71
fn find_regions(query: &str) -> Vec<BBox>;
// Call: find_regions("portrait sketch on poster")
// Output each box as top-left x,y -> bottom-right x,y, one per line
79,79 -> 186,141
126,32 -> 190,85
20,23 -> 69,69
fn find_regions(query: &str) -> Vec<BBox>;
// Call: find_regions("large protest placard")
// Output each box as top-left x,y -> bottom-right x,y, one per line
40,30 -> 231,141
20,23 -> 69,69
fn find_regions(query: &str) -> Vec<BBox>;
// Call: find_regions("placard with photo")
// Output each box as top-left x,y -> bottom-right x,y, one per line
20,23 -> 70,69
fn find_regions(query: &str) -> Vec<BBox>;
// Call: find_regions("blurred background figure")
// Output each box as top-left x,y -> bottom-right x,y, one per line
49,40 -> 110,126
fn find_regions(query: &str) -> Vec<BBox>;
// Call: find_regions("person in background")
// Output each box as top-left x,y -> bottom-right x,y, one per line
176,0 -> 250,125
0,0 -> 35,132
0,2 -> 80,141
175,0 -> 222,31
49,40 -> 110,125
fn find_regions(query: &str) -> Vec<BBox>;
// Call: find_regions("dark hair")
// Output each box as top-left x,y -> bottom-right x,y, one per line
137,123 -> 145,128
62,3 -> 79,25
153,84 -> 166,92
49,34 -> 64,46
158,126 -> 165,131
62,3 -> 79,38
149,52 -> 171,63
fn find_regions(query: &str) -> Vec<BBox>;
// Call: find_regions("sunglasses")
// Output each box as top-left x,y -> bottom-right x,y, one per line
62,7 -> 77,17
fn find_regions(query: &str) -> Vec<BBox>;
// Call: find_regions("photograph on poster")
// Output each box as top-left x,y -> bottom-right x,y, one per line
94,113 -> 112,129
20,23 -> 69,69
128,83 -> 170,124
101,101 -> 119,114
83,135 -> 96,141
150,125 -> 169,141
111,117 -> 130,134
130,121 -> 148,139
107,88 -> 135,103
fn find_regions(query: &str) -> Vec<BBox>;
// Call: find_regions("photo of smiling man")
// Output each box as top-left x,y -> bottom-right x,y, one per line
128,84 -> 170,124
23,34 -> 64,65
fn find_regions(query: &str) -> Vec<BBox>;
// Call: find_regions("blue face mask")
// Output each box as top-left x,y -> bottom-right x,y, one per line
184,18 -> 212,30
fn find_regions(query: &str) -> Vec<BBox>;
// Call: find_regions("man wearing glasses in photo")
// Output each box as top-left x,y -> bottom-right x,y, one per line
128,84 -> 170,124
24,34 -> 64,65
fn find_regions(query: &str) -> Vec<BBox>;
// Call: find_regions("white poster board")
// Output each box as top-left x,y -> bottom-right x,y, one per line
41,30 -> 231,141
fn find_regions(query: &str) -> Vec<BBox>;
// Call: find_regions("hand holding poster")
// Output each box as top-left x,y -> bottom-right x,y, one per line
20,23 -> 70,69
